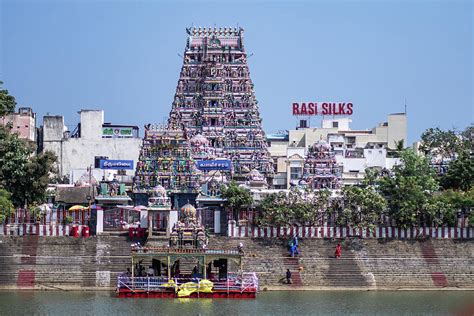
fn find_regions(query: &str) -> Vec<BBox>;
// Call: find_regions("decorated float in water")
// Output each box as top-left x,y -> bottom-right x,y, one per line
116,247 -> 258,298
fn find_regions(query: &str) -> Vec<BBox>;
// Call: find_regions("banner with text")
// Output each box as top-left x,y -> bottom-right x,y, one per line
196,160 -> 232,171
99,160 -> 134,170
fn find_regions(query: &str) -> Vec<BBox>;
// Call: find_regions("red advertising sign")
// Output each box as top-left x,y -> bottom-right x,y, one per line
292,102 -> 353,116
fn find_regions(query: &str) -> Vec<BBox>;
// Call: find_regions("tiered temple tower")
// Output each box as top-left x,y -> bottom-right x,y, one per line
168,26 -> 273,183
134,27 -> 273,229
303,141 -> 342,190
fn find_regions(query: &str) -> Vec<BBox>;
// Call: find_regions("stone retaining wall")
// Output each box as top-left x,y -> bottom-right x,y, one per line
0,236 -> 472,291
209,237 -> 474,290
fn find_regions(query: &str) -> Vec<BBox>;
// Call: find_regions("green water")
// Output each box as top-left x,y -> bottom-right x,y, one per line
0,290 -> 472,315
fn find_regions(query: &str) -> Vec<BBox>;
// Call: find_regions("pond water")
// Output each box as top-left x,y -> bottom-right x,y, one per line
0,290 -> 472,315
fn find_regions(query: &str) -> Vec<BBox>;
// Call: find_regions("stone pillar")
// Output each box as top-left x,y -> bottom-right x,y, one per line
168,209 -> 178,237
148,212 -> 153,238
227,219 -> 236,237
140,210 -> 148,228
214,210 -> 221,234
96,209 -> 103,234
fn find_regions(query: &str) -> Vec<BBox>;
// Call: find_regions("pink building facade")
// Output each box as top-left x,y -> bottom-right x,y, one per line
0,107 -> 36,142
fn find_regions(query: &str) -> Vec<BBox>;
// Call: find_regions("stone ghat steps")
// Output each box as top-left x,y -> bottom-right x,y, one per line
211,238 -> 372,287
0,236 -> 133,288
210,237 -> 474,288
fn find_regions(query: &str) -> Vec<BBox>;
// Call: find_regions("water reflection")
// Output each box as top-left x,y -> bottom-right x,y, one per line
0,290 -> 472,315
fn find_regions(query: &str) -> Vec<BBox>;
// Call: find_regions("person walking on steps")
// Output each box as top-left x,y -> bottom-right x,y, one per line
286,269 -> 292,284
335,243 -> 342,259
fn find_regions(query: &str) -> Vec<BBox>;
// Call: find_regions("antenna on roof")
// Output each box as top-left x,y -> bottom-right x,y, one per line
404,98 -> 407,114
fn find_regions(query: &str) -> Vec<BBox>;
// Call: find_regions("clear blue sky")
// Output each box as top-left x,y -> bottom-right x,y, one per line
1,0 -> 472,144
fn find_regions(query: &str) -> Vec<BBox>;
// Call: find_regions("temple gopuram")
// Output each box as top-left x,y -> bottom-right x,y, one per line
168,26 -> 273,179
133,27 -> 273,235
303,141 -> 342,190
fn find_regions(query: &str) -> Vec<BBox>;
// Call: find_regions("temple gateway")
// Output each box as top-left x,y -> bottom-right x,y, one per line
133,27 -> 274,236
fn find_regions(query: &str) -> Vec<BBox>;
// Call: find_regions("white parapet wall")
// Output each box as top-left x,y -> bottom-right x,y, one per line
227,223 -> 473,240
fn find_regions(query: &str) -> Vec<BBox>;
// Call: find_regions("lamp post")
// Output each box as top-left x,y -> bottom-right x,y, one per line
86,195 -> 91,225
87,164 -> 94,225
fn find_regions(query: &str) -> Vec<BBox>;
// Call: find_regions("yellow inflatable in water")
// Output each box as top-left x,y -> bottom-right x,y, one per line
198,279 -> 213,293
161,279 -> 177,289
176,280 -> 214,297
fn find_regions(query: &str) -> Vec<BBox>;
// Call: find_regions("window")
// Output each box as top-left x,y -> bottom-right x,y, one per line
290,167 -> 302,180
332,122 -> 339,128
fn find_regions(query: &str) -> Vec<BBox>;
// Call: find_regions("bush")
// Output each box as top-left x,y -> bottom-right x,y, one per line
63,215 -> 73,225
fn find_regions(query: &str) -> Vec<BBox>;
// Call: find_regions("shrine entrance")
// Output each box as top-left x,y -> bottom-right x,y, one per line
201,207 -> 215,233
150,211 -> 168,234
103,207 -> 140,231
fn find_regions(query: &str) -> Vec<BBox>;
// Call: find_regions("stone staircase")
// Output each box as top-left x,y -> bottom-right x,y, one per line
352,239 -> 474,289
209,236 -> 474,290
0,235 -> 133,290
0,235 -> 472,290
420,240 -> 448,287
282,256 -> 303,287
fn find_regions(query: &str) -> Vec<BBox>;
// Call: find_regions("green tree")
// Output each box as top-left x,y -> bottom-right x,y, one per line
362,167 -> 382,187
378,150 -> 438,227
0,81 -> 16,116
336,185 -> 387,229
258,192 -> 291,226
436,189 -> 474,210
395,139 -> 405,152
18,151 -> 57,207
419,127 -> 464,159
387,139 -> 406,158
0,189 -> 14,223
0,125 -> 56,207
290,188 -> 331,226
220,181 -> 253,220
440,150 -> 473,191
0,82 -> 57,208
0,127 -> 31,206
258,188 -> 331,226
422,196 -> 456,227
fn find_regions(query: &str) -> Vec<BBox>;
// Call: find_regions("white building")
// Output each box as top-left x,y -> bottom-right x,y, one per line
267,113 -> 407,188
41,109 -> 142,181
